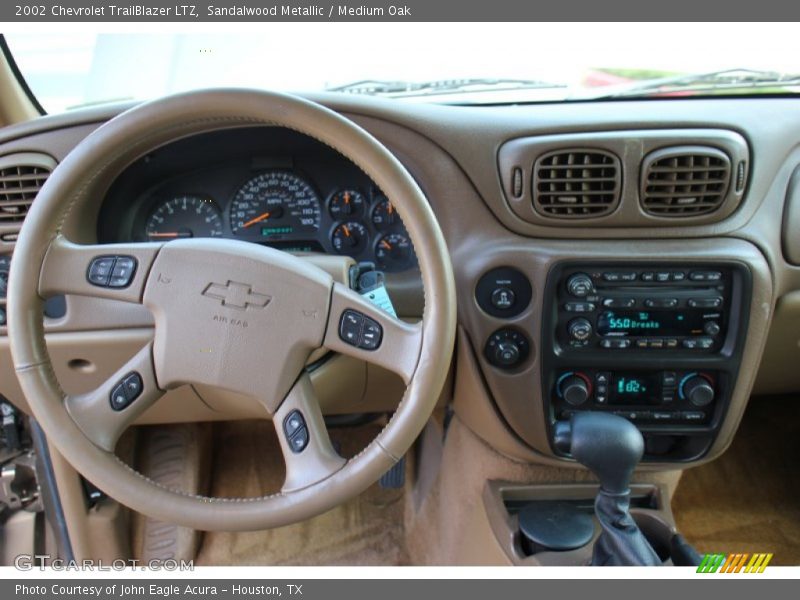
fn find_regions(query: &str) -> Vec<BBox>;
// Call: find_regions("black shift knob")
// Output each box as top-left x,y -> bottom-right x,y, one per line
554,412 -> 644,494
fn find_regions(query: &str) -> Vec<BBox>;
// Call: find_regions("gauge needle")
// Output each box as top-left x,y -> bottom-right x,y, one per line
380,240 -> 392,250
148,231 -> 192,238
342,225 -> 351,237
242,211 -> 272,229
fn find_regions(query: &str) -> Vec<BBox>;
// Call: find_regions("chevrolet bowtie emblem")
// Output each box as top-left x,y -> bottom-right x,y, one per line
202,281 -> 272,310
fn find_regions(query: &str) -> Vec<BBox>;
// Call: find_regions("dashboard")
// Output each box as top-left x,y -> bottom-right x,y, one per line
96,127 -> 418,272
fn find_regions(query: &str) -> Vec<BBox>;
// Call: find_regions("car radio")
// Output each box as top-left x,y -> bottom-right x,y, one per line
541,262 -> 751,461
552,265 -> 732,352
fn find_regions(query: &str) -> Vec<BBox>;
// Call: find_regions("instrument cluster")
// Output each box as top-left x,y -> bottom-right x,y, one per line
99,127 -> 418,273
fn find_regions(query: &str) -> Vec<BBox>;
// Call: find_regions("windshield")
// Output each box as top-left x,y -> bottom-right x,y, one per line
5,24 -> 800,113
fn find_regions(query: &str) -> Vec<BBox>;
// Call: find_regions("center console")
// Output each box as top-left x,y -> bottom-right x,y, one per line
541,262 -> 751,461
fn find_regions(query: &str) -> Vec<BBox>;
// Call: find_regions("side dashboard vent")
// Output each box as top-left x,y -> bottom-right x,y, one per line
0,153 -> 56,225
532,149 -> 621,218
641,147 -> 732,217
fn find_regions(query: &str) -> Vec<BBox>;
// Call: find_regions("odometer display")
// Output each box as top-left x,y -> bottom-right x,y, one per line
230,171 -> 321,239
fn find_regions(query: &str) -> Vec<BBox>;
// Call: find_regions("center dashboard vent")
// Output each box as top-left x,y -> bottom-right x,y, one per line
532,149 -> 621,218
0,153 -> 56,225
640,146 -> 732,217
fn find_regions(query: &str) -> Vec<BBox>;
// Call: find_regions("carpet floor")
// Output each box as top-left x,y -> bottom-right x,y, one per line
672,395 -> 800,565
194,420 -> 408,566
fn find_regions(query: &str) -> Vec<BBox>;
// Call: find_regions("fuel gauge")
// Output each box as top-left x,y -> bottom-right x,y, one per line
329,190 -> 365,219
331,221 -> 369,256
375,232 -> 413,271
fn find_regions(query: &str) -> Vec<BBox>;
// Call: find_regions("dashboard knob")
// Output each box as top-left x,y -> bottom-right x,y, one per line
567,273 -> 594,298
561,375 -> 590,406
682,376 -> 715,407
567,318 -> 593,341
492,341 -> 521,367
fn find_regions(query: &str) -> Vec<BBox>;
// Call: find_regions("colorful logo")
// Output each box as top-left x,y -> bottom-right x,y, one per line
697,553 -> 773,573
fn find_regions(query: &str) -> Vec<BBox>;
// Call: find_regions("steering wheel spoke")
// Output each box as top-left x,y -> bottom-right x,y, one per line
272,374 -> 346,493
39,235 -> 162,303
323,282 -> 423,384
65,342 -> 163,452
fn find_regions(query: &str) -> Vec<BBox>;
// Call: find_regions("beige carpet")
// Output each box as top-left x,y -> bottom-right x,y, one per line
195,420 -> 408,566
672,395 -> 800,565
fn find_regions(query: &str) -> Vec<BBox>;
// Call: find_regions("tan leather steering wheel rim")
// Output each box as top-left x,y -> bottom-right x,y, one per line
8,89 -> 456,531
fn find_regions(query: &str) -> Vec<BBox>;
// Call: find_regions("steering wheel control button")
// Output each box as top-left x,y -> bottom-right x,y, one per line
339,310 -> 383,350
87,256 -> 116,286
87,255 -> 137,288
109,256 -> 137,288
283,411 -> 309,454
475,267 -> 533,318
109,372 -> 143,411
360,318 -> 383,350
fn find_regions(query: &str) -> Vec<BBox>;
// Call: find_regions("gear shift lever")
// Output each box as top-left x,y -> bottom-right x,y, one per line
554,412 -> 661,566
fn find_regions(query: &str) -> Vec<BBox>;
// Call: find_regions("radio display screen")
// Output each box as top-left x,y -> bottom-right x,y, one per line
596,310 -> 710,337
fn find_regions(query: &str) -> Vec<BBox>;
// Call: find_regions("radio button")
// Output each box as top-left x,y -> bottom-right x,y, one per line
600,339 -> 631,349
655,272 -> 671,282
644,298 -> 678,308
670,271 -> 686,281
689,270 -> 723,282
564,302 -> 595,313
697,337 -> 714,349
681,411 -> 706,422
665,338 -> 678,348
635,338 -> 649,348
688,297 -> 722,308
682,339 -> 699,349
602,297 -> 635,308
648,338 -> 665,349
640,272 -> 655,282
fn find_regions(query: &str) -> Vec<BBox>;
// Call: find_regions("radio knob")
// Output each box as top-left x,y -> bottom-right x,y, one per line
567,273 -> 594,298
561,375 -> 590,406
683,376 -> 715,407
704,321 -> 721,336
567,318 -> 593,341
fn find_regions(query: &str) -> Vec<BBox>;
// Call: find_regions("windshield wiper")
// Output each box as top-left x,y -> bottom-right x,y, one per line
590,69 -> 800,99
326,78 -> 567,98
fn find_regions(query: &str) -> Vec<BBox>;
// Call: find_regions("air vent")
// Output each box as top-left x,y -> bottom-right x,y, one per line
532,149 -> 621,218
0,153 -> 55,225
641,147 -> 732,217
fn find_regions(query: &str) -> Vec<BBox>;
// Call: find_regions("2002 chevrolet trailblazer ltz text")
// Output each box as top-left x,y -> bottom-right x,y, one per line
0,23 -> 798,582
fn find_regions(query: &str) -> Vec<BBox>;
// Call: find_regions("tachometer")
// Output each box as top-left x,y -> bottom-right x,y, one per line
145,195 -> 223,240
229,171 -> 321,239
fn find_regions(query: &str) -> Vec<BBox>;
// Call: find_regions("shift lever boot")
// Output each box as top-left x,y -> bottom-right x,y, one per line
554,412 -> 661,566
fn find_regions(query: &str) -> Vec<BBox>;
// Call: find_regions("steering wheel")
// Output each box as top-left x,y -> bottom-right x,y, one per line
7,90 -> 456,531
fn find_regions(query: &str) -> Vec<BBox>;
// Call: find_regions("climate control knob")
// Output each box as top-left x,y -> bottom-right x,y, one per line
682,375 -> 715,407
561,375 -> 591,407
567,318 -> 593,342
567,273 -> 594,298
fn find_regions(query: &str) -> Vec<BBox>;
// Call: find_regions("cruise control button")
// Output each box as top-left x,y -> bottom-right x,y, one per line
339,310 -> 364,346
87,256 -> 116,287
108,256 -> 137,288
360,318 -> 383,350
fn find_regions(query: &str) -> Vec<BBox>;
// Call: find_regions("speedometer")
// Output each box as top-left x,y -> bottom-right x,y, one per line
229,171 -> 321,240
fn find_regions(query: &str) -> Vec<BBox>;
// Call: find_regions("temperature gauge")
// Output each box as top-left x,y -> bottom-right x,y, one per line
375,232 -> 414,271
370,197 -> 399,230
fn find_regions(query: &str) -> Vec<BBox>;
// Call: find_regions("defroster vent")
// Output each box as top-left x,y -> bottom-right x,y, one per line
641,147 -> 732,217
532,149 -> 621,218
